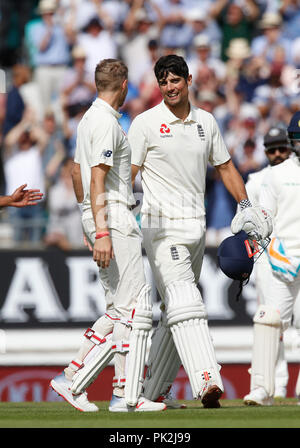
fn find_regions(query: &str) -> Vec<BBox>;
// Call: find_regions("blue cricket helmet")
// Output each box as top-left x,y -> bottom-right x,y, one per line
287,110 -> 300,142
217,231 -> 254,281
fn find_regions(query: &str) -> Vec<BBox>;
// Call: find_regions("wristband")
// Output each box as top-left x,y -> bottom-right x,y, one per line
95,232 -> 110,239
77,203 -> 83,214
239,199 -> 252,210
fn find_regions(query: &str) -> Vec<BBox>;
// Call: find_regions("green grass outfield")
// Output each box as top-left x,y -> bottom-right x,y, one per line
1,398 -> 300,429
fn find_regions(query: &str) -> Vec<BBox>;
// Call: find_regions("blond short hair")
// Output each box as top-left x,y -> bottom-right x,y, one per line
95,59 -> 128,93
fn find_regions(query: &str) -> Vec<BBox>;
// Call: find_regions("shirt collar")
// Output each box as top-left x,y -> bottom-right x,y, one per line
160,100 -> 198,124
92,97 -> 122,119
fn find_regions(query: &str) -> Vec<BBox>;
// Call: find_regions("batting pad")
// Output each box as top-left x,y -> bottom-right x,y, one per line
250,304 -> 281,395
125,284 -> 153,406
71,331 -> 113,394
165,281 -> 223,399
142,319 -> 181,401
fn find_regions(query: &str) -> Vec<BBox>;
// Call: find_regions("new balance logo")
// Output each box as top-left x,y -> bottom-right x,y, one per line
170,246 -> 179,260
197,124 -> 205,140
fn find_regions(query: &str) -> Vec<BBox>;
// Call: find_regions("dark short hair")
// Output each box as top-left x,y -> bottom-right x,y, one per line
154,55 -> 189,83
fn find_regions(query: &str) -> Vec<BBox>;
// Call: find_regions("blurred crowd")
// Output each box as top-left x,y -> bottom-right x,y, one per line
0,0 -> 299,249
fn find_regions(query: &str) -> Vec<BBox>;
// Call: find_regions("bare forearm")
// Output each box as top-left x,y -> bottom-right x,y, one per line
216,159 -> 248,203
71,162 -> 84,203
0,195 -> 13,207
90,165 -> 110,232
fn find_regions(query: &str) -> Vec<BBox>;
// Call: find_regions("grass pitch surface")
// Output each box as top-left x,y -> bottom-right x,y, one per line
0,398 -> 300,429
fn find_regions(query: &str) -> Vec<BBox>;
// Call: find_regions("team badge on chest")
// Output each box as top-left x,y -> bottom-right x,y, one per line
197,124 -> 205,141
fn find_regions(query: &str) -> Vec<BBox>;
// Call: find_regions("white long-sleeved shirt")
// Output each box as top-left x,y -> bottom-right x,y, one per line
259,155 -> 300,257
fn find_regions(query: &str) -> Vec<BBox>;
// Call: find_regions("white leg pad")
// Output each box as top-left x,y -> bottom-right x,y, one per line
125,284 -> 153,406
250,304 -> 281,396
274,338 -> 288,391
71,328 -> 114,394
142,317 -> 181,401
165,281 -> 223,399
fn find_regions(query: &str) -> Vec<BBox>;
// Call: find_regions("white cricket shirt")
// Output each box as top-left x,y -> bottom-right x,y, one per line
260,155 -> 300,256
245,166 -> 270,206
74,98 -> 135,211
128,100 -> 230,219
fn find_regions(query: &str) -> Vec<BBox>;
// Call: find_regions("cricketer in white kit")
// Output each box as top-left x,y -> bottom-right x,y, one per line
129,54 -> 272,407
50,59 -> 165,413
241,127 -> 300,401
243,114 -> 300,406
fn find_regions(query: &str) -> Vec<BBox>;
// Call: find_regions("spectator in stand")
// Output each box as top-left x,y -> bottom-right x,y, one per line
121,7 -> 161,88
3,109 -> 47,243
44,157 -> 84,250
138,39 -> 163,110
76,16 -> 118,77
225,38 -> 252,81
187,34 -> 226,93
184,8 -> 222,58
238,138 -> 261,182
279,0 -> 300,41
224,38 -> 268,102
225,103 -> 266,167
27,0 -> 71,118
60,0 -> 116,37
158,0 -> 192,54
2,65 -> 27,137
60,45 -> 96,115
195,90 -> 219,114
210,0 -> 260,61
251,12 -> 293,65
41,109 -> 67,191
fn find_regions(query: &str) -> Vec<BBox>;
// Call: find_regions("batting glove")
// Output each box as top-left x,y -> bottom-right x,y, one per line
231,203 -> 273,241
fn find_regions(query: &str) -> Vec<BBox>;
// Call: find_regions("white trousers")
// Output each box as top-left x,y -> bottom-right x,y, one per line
141,216 -> 206,301
83,204 -> 146,321
255,254 -> 300,331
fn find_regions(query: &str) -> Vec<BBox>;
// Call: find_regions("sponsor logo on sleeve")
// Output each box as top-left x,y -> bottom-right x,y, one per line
102,150 -> 112,157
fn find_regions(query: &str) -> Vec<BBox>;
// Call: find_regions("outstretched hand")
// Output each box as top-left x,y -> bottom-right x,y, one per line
9,184 -> 44,207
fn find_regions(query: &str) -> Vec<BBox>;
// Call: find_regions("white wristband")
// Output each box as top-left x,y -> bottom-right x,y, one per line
77,203 -> 83,214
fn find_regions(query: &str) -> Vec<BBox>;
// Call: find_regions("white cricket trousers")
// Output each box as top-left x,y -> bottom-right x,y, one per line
82,203 -> 147,320
141,215 -> 206,298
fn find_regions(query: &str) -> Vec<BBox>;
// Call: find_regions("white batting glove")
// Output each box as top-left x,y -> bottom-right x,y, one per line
231,204 -> 273,241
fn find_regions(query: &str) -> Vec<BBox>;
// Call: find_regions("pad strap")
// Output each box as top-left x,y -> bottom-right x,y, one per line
113,376 -> 126,388
112,340 -> 130,353
84,328 -> 107,345
69,358 -> 84,373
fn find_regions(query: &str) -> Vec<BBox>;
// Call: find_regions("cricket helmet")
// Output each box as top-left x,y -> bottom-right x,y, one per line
263,127 -> 289,149
217,231 -> 255,281
287,110 -> 300,142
